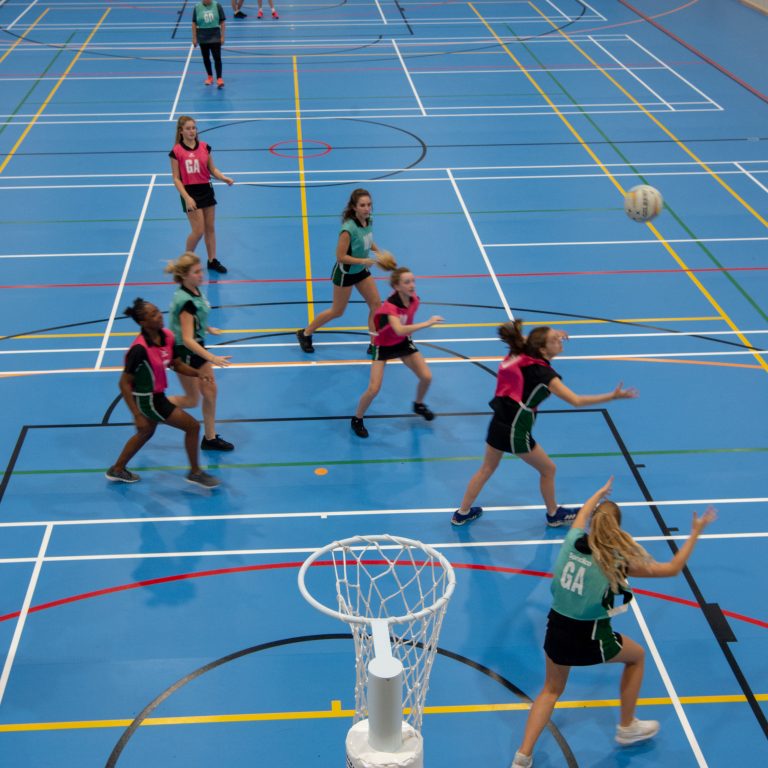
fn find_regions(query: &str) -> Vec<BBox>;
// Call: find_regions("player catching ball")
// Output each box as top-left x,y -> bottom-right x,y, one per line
512,477 -> 716,766
296,188 -> 394,354
351,267 -> 442,438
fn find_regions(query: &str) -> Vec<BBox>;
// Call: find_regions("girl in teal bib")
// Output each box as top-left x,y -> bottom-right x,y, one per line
296,188 -> 391,354
511,478 -> 716,767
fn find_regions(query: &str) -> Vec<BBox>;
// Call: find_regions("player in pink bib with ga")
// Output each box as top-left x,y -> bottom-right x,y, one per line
170,115 -> 234,274
351,267 -> 443,438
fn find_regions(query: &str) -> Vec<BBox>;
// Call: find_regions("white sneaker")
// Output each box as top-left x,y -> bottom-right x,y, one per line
615,718 -> 660,745
511,751 -> 533,767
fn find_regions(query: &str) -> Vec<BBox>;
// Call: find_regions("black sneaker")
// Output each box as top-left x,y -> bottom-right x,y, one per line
413,402 -> 435,421
296,329 -> 314,353
201,434 -> 234,451
451,507 -> 482,527
351,417 -> 369,438
234,10 -> 247,17
207,258 -> 228,274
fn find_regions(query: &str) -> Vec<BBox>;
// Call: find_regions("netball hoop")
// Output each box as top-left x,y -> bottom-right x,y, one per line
298,535 -> 456,768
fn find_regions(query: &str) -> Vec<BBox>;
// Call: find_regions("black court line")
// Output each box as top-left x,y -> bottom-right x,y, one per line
602,409 -> 768,738
170,0 -> 188,40
104,633 -> 578,767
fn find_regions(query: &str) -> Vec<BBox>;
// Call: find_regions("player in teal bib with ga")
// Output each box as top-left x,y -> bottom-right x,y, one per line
296,188 -> 390,354
511,477 -> 716,768
165,252 -> 235,453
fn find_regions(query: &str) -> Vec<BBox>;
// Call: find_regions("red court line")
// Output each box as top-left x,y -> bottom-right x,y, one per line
0,559 -> 764,629
1,266 -> 767,291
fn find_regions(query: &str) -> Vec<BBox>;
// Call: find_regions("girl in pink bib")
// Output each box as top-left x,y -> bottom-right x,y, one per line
170,115 -> 234,274
351,267 -> 443,438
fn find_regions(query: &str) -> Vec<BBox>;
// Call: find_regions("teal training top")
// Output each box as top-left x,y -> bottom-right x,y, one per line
550,527 -> 633,620
336,216 -> 373,275
169,285 -> 211,346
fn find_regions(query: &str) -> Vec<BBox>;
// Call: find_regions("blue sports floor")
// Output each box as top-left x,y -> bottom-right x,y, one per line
0,0 -> 767,765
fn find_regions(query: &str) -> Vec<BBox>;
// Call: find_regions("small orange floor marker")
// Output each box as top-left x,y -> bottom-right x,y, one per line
314,468 -> 328,476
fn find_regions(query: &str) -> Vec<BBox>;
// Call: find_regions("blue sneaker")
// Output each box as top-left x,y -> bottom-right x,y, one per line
451,507 -> 482,526
546,506 -> 578,527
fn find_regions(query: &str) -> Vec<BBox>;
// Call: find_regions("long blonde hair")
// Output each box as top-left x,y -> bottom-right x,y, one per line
588,501 -> 651,592
165,251 -> 200,283
174,115 -> 195,146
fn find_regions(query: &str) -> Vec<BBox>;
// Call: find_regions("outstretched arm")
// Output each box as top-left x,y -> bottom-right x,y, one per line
628,508 -> 717,578
387,314 -> 443,337
549,378 -> 638,407
571,476 -> 614,530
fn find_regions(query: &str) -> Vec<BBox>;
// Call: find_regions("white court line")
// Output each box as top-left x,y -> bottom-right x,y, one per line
0,498 -> 765,531
0,531 -> 766,565
94,175 -> 155,370
0,524 -> 52,706
542,0 -> 569,21
5,348 -> 767,361
589,36 -> 673,111
0,98 -> 709,119
6,0 -> 37,30
630,600 -> 708,766
414,65 -> 670,75
373,0 -> 387,24
2,158 -> 766,181
735,162 -> 768,196
446,168 -> 513,319
169,43 -> 193,122
392,38 -> 426,116
576,0 -> 607,21
626,34 -> 723,111
484,236 -> 768,248
0,251 -> 128,259
5,330 -> 768,357
0,106 -> 722,127
3,348 -> 768,377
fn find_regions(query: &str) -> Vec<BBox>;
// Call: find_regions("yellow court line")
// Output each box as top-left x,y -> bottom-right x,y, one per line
0,9 -> 49,65
0,316 -> 723,340
529,1 -> 768,231
0,9 -> 111,176
1,693 -> 765,732
468,3 -> 768,374
292,55 -> 315,324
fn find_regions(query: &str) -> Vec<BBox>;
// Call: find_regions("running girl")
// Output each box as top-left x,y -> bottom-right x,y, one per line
296,188 -> 389,354
351,267 -> 443,438
106,299 -> 220,488
170,115 -> 234,274
166,252 -> 234,452
451,320 -> 637,527
511,477 -> 716,766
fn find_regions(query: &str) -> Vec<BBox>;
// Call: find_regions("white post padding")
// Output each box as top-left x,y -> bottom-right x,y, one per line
346,720 -> 423,768
367,654 -> 404,752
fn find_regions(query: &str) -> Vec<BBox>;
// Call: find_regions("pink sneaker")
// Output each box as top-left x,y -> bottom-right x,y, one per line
216,77 -> 224,88
257,8 -> 263,17
272,8 -> 279,17
204,75 -> 213,86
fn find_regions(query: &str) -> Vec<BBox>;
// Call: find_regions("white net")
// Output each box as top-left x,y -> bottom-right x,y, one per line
298,534 -> 455,732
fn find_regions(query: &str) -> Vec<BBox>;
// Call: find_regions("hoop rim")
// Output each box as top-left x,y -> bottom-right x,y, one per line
297,534 -> 456,626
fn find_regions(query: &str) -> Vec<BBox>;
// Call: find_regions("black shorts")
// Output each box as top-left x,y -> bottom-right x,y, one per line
330,264 -> 371,288
372,338 -> 417,361
134,392 -> 176,423
181,183 -> 216,213
174,343 -> 207,369
486,415 -> 537,454
544,609 -> 623,666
